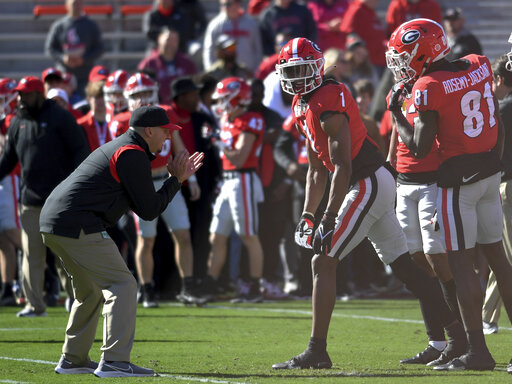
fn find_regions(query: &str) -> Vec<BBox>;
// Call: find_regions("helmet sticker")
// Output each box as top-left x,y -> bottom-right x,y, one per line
312,42 -> 321,52
401,30 -> 421,45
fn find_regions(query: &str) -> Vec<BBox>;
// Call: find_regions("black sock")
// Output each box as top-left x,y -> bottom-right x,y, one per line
390,253 -> 457,327
249,278 -> 260,294
467,330 -> 489,355
419,277 -> 445,341
183,277 -> 195,291
1,282 -> 12,297
440,279 -> 462,323
307,337 -> 326,353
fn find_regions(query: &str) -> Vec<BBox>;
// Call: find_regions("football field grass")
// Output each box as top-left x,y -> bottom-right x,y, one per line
1,299 -> 511,383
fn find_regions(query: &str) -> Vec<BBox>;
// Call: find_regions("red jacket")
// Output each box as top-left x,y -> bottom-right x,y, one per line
340,0 -> 387,67
386,0 -> 442,36
77,111 -> 113,152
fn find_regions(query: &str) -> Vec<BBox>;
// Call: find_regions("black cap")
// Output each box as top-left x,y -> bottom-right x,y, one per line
171,76 -> 198,99
444,7 -> 462,20
129,105 -> 180,130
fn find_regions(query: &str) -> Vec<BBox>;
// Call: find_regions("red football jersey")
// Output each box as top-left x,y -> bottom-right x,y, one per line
292,83 -> 367,172
109,105 -> 178,170
388,92 -> 440,174
413,54 -> 497,163
219,111 -> 265,171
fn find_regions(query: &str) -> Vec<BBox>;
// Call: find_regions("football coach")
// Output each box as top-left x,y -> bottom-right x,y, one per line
40,105 -> 204,378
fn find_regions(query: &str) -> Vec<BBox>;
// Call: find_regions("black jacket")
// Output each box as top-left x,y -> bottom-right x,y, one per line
500,92 -> 512,181
40,129 -> 182,238
0,99 -> 90,206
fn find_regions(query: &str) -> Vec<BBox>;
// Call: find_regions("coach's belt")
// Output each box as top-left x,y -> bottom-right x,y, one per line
223,169 -> 256,180
152,172 -> 169,181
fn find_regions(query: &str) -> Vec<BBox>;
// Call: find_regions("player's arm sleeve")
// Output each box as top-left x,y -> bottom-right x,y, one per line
116,150 -> 181,221
0,124 -> 19,180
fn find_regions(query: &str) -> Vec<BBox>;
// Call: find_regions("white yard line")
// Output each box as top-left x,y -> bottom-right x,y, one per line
0,380 -> 30,384
0,357 -> 254,384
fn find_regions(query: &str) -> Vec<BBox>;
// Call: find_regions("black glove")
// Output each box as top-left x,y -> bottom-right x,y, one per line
295,212 -> 315,249
312,211 -> 337,255
388,82 -> 405,112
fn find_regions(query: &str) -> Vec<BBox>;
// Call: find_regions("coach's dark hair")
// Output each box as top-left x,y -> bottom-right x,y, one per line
492,54 -> 512,88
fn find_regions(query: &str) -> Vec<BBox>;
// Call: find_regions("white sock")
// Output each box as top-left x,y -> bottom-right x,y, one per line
429,340 -> 447,352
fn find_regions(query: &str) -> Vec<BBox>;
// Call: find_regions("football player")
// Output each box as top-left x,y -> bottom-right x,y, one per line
271,37 -> 465,370
204,77 -> 265,302
112,73 -> 204,307
103,69 -> 129,128
387,18 -> 512,371
387,80 -> 463,365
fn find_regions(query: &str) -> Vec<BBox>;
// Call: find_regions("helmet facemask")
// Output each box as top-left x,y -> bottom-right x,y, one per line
0,92 -> 17,120
386,45 -> 419,85
506,33 -> 512,72
104,91 -> 128,114
277,57 -> 325,95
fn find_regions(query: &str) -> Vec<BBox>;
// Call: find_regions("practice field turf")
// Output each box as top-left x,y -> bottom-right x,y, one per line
0,299 -> 511,383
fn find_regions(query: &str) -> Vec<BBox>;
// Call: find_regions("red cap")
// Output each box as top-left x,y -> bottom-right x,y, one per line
89,65 -> 110,82
162,121 -> 182,131
14,76 -> 44,94
41,67 -> 63,82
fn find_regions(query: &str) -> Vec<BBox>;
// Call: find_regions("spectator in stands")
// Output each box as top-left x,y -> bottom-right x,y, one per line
77,81 -> 113,152
177,0 -> 208,52
307,0 -> 350,51
206,34 -> 253,81
45,0 -> 104,99
443,7 -> 482,61
340,0 -> 387,74
248,0 -> 271,16
41,67 -> 64,96
61,72 -> 78,104
169,77 -> 221,282
386,0 -> 442,37
259,0 -> 317,57
345,33 -> 380,91
203,0 -> 263,74
323,48 -> 355,96
482,54 -> 512,335
0,76 -> 90,317
255,30 -> 291,81
138,27 -> 198,105
143,0 -> 191,53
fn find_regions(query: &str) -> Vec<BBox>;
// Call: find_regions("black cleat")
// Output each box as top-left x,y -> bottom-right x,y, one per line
507,358 -> 512,374
433,352 -> 495,371
272,350 -> 332,370
400,345 -> 441,364
427,335 -> 467,367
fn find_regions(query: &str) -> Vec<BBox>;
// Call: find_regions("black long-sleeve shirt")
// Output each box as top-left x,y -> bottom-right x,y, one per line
40,129 -> 181,238
500,92 -> 512,181
0,100 -> 90,206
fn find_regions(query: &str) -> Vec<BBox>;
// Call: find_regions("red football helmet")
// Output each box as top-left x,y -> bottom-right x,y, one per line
211,77 -> 251,117
506,32 -> 512,72
123,73 -> 159,111
104,70 -> 129,114
0,78 -> 18,120
386,18 -> 450,84
276,37 -> 325,95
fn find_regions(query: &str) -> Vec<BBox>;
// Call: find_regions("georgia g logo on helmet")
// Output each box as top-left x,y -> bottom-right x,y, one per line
401,30 -> 421,45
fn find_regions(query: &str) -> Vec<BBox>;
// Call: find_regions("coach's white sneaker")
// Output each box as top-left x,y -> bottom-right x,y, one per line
55,355 -> 98,374
94,359 -> 156,377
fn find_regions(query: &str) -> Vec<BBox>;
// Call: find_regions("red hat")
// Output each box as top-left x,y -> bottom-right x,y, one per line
14,76 -> 44,94
41,67 -> 63,82
89,65 -> 110,82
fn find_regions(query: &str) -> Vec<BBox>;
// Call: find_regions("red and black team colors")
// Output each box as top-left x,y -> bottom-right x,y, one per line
272,37 -> 465,370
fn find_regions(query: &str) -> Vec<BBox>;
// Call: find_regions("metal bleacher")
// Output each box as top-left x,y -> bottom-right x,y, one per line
0,0 -> 511,80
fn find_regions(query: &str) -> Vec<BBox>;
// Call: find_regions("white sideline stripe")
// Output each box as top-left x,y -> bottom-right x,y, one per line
163,302 -> 512,331
160,374 -> 251,384
0,357 -> 252,384
0,328 -> 61,332
0,357 -> 54,365
0,380 -> 30,384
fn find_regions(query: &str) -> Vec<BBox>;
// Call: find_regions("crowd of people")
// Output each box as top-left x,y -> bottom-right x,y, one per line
1,0 -> 512,376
